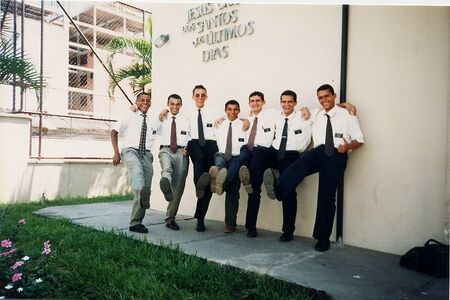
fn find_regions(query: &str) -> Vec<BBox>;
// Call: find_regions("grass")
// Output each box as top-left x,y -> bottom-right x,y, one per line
0,195 -> 331,300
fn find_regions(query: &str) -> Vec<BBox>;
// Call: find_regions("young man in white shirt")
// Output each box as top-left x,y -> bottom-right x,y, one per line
242,90 -> 312,238
209,100 -> 248,233
157,94 -> 191,231
185,85 -> 223,232
111,92 -> 158,234
265,84 -> 364,251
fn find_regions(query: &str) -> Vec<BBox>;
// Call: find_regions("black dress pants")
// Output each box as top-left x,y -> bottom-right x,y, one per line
278,145 -> 348,239
187,139 -> 218,220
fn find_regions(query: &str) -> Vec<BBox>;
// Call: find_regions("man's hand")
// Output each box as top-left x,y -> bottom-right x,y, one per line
182,147 -> 189,156
130,105 -> 138,112
112,153 -> 121,166
241,118 -> 250,131
337,139 -> 350,153
338,102 -> 357,116
300,107 -> 311,120
159,109 -> 169,121
214,117 -> 225,128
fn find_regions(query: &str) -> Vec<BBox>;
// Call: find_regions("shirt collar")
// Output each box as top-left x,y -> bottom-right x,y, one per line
322,105 -> 337,117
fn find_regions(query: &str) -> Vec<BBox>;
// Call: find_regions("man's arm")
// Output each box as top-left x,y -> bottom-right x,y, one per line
337,138 -> 363,154
111,129 -> 121,166
337,102 -> 357,115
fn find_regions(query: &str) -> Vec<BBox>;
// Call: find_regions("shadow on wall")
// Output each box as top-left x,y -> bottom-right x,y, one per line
9,162 -> 131,203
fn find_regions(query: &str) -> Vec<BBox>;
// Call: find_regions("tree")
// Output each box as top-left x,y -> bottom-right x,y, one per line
106,36 -> 152,100
0,1 -> 44,93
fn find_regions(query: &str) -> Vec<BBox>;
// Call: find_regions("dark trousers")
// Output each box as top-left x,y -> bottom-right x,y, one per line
245,146 -> 300,230
187,139 -> 218,221
216,155 -> 242,226
278,145 -> 348,239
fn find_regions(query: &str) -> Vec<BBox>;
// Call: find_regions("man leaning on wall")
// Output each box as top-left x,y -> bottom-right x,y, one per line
264,84 -> 364,252
110,92 -> 157,234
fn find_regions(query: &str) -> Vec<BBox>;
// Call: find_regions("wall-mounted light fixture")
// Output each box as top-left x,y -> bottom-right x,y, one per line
154,34 -> 169,48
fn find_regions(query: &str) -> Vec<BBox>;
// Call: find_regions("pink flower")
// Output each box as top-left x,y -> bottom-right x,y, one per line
10,261 -> 24,270
18,219 -> 26,224
11,272 -> 22,282
42,241 -> 51,255
1,239 -> 11,248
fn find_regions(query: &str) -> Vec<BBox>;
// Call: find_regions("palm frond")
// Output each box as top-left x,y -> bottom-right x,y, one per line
106,36 -> 152,100
0,40 -> 44,90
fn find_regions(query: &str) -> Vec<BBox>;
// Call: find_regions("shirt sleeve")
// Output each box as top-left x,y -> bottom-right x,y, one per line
348,115 -> 364,143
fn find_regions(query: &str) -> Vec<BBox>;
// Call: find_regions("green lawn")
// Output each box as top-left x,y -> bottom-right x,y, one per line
0,196 -> 330,300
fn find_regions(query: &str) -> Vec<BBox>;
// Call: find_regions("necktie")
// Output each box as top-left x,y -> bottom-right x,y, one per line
224,122 -> 232,161
139,114 -> 147,158
197,109 -> 205,147
277,118 -> 288,161
170,116 -> 177,153
325,114 -> 334,157
247,116 -> 258,151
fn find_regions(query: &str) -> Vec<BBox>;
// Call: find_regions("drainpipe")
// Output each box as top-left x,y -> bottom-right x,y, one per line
336,4 -> 349,244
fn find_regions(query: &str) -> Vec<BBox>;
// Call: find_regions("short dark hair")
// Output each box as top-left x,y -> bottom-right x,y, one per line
192,85 -> 207,95
249,91 -> 265,101
280,90 -> 297,102
136,92 -> 151,100
317,84 -> 335,95
167,94 -> 182,104
225,99 -> 240,110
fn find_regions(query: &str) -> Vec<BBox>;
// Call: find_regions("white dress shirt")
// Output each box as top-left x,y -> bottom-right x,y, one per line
311,105 -> 364,148
272,110 -> 312,152
157,112 -> 191,147
245,108 -> 277,148
113,110 -> 158,151
184,103 -> 223,141
215,118 -> 247,156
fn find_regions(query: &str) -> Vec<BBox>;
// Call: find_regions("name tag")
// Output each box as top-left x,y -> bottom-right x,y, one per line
263,128 -> 271,132
152,130 -> 157,134
335,133 -> 343,138
181,131 -> 187,135
294,129 -> 302,134
206,123 -> 213,127
238,138 -> 244,142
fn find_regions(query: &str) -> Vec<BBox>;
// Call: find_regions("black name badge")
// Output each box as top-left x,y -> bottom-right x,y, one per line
294,129 -> 302,134
335,133 -> 343,138
181,131 -> 187,135
206,123 -> 213,127
263,128 -> 271,132
152,130 -> 157,134
238,138 -> 244,142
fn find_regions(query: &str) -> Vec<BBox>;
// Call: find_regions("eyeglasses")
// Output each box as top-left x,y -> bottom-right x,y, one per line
194,93 -> 206,98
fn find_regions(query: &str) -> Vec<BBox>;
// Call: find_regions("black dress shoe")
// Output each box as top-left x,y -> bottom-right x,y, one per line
196,219 -> 205,232
314,240 -> 331,252
160,177 -> 173,202
246,228 -> 258,238
166,221 -> 180,230
279,233 -> 294,242
129,224 -> 149,233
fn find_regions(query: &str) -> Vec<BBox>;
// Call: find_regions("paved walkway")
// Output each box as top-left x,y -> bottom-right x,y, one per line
36,201 -> 448,300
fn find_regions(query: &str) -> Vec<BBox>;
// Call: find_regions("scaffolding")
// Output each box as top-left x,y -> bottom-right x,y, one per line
1,0 -> 152,159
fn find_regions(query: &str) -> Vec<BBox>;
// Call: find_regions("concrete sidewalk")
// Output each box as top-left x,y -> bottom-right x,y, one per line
35,201 -> 448,300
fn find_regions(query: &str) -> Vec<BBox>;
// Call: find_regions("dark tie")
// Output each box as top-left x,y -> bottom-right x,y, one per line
197,109 -> 205,147
277,118 -> 288,161
224,122 -> 232,161
247,116 -> 258,151
139,114 -> 147,158
170,116 -> 177,153
325,114 -> 334,157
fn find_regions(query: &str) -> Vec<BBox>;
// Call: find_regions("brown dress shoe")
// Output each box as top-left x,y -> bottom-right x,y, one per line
223,225 -> 236,233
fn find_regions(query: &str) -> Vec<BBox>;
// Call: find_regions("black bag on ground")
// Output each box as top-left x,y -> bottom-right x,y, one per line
399,239 -> 449,278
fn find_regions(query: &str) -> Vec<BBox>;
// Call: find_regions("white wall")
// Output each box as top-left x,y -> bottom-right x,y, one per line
139,3 -> 450,255
345,6 -> 449,254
